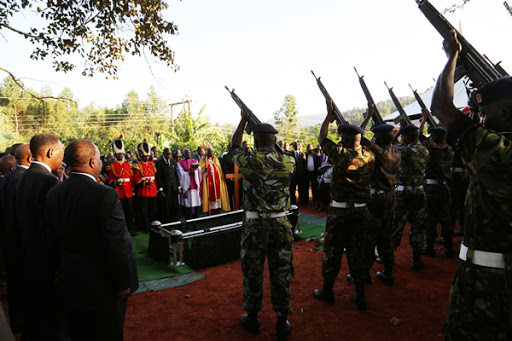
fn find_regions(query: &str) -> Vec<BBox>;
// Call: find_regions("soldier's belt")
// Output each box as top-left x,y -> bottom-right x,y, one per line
370,188 -> 386,195
245,211 -> 286,219
395,185 -> 423,191
451,167 -> 465,173
141,176 -> 155,181
459,244 -> 505,269
118,178 -> 131,183
330,200 -> 366,208
426,179 -> 445,185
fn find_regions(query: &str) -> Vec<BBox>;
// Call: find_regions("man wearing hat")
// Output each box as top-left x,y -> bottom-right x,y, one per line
358,113 -> 401,285
391,120 -> 429,271
432,30 -> 512,340
231,110 -> 295,340
133,140 -> 158,233
107,135 -> 136,236
418,109 -> 455,258
313,100 -> 375,311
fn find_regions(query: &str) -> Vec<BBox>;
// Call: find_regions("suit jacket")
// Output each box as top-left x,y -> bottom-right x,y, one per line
155,157 -> 180,193
293,151 -> 307,179
15,162 -> 59,281
45,173 -> 139,309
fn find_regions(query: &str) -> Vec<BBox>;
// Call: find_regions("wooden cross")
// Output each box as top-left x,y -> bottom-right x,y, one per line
225,164 -> 243,210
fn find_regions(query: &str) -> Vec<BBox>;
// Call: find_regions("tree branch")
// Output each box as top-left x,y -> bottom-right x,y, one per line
0,23 -> 40,40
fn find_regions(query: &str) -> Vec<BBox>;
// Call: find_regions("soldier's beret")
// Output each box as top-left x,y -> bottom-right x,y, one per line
252,123 -> 278,134
371,124 -> 394,134
400,124 -> 419,135
338,124 -> 364,135
427,126 -> 446,134
472,76 -> 512,108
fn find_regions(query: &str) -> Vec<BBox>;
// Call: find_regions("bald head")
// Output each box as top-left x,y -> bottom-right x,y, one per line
0,155 -> 16,176
64,139 -> 101,178
15,144 -> 32,166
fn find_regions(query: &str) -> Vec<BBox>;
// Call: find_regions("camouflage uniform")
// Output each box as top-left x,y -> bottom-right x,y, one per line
363,140 -> 401,274
392,141 -> 428,253
320,138 -> 374,288
442,115 -> 512,340
450,152 -> 469,231
420,135 -> 454,249
231,145 -> 295,316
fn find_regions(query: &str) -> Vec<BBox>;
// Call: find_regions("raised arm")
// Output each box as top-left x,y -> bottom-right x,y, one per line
319,100 -> 334,143
232,109 -> 248,148
431,29 -> 463,127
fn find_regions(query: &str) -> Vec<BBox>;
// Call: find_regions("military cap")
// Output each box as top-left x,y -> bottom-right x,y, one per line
427,126 -> 446,134
472,76 -> 512,108
252,123 -> 278,134
338,124 -> 364,135
371,124 -> 394,134
137,140 -> 151,157
111,134 -> 125,154
400,124 -> 419,135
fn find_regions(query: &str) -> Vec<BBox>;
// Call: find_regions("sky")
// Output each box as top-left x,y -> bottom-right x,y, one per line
1,0 -> 511,126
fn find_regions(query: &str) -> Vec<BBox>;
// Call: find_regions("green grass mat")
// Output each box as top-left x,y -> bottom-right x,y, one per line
297,213 -> 326,240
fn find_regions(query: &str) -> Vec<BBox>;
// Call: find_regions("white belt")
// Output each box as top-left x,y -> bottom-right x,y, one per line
370,188 -> 385,195
330,200 -> 366,208
118,178 -> 131,183
452,167 -> 465,173
141,176 -> 155,181
426,179 -> 445,185
459,244 -> 505,269
246,211 -> 286,219
395,185 -> 423,191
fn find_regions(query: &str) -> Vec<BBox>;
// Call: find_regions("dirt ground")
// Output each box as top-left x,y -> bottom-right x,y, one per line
125,204 -> 458,340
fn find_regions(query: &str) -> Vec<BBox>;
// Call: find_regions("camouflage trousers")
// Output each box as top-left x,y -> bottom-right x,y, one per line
450,174 -> 469,230
443,260 -> 510,340
367,191 -> 395,269
424,184 -> 453,243
391,189 -> 426,251
322,206 -> 371,286
241,216 -> 293,317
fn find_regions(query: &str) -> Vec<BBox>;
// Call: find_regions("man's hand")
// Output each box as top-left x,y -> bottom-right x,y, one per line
241,108 -> 248,121
421,108 -> 429,121
443,29 -> 462,58
326,99 -> 334,117
158,191 -> 166,198
399,117 -> 407,128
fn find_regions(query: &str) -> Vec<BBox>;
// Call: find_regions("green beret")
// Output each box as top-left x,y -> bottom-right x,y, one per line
472,76 -> 512,108
427,126 -> 446,134
338,124 -> 364,135
401,124 -> 419,135
371,124 -> 394,134
252,123 -> 278,134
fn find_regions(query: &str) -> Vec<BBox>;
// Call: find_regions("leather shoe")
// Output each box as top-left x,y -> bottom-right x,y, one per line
240,314 -> 261,335
353,292 -> 367,311
376,270 -> 394,285
276,319 -> 291,341
435,237 -> 446,244
346,273 -> 372,285
313,289 -> 335,304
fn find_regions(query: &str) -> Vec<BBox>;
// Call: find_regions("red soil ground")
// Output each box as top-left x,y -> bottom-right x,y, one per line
125,203 -> 459,341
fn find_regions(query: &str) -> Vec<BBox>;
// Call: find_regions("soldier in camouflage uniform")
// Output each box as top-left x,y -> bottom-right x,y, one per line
231,110 -> 295,340
313,100 -> 375,310
391,124 -> 429,270
433,30 -> 512,341
418,109 -> 455,258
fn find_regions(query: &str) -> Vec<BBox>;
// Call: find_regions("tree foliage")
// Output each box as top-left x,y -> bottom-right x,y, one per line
0,0 -> 179,77
273,94 -> 299,140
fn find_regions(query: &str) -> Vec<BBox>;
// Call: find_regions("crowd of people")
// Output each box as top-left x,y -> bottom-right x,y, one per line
0,31 -> 510,341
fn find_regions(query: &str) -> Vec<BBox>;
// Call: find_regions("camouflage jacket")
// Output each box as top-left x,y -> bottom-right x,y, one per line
448,115 -> 512,252
364,141 -> 401,192
396,140 -> 428,187
420,135 -> 454,182
231,145 -> 295,212
320,138 -> 374,203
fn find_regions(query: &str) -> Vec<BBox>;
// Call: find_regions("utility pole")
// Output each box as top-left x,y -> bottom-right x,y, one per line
169,99 -> 192,133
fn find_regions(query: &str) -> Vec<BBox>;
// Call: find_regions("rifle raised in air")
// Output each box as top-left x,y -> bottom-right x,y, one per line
224,86 -> 284,153
311,71 -> 348,126
354,67 -> 385,126
417,0 -> 509,87
408,83 -> 440,127
385,81 -> 413,125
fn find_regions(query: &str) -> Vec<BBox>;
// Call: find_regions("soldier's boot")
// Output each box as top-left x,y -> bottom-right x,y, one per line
313,279 -> 335,304
240,312 -> 261,335
376,266 -> 394,285
420,240 -> 435,257
346,273 -> 372,285
275,315 -> 291,341
411,250 -> 425,271
444,237 -> 455,259
352,284 -> 367,311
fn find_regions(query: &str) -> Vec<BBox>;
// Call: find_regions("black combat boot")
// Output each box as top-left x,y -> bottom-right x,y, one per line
420,240 -> 435,257
353,283 -> 367,311
376,266 -> 394,285
276,315 -> 291,341
313,279 -> 335,304
240,312 -> 261,335
346,273 -> 372,285
411,250 -> 425,271
444,237 -> 455,259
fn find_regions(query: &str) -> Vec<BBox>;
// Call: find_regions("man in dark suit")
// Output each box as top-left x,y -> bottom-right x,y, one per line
46,139 -> 138,341
0,144 -> 32,335
155,147 -> 181,223
305,143 -> 319,207
15,133 -> 63,340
